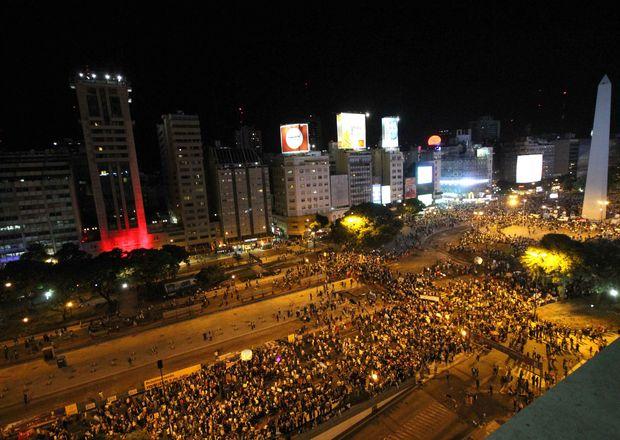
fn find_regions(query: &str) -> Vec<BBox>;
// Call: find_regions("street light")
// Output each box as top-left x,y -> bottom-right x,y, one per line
4,282 -> 11,288
610,288 -> 618,298
22,317 -> 29,323
66,301 -> 74,308
121,282 -> 129,289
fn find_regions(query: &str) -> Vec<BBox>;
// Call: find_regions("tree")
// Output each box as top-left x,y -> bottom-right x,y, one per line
86,248 -> 125,309
20,242 -> 49,262
161,244 -> 190,267
330,203 -> 403,249
309,214 -> 329,232
55,242 -> 91,264
398,199 -> 426,216
195,266 -> 227,290
126,248 -> 180,286
0,259 -> 50,304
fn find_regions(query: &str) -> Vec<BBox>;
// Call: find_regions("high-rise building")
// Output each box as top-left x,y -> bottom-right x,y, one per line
271,152 -> 331,237
500,137 -> 555,183
0,149 -> 81,263
72,71 -> 150,252
328,142 -> 373,206
234,125 -> 263,155
470,115 -> 501,143
157,113 -> 214,251
372,148 -> 404,204
439,144 -> 493,197
206,147 -> 271,245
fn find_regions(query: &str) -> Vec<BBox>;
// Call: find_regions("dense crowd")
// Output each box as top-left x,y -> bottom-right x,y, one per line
14,199 -> 617,439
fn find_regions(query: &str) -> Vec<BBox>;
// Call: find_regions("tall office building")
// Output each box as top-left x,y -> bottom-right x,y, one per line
271,152 -> 331,237
206,147 -> 271,245
72,71 -> 149,251
440,144 -> 493,197
372,149 -> 404,204
0,149 -> 81,262
157,113 -> 214,251
501,137 -> 555,183
470,115 -> 501,143
234,125 -> 263,155
328,142 -> 373,206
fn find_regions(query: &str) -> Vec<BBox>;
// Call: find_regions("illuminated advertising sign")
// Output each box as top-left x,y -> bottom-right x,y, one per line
280,123 -> 310,154
417,165 -> 433,185
476,147 -> 491,158
427,135 -> 442,146
418,193 -> 433,206
404,177 -> 416,199
372,184 -> 382,204
336,113 -> 366,149
381,185 -> 391,204
381,117 -> 399,149
516,154 -> 543,183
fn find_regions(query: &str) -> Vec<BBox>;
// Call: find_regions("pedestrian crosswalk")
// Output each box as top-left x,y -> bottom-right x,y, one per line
382,400 -> 458,440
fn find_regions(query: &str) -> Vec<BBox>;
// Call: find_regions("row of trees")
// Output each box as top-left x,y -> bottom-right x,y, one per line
0,243 -> 190,317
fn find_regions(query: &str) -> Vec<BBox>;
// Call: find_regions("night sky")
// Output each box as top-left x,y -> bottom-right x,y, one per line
2,3 -> 619,171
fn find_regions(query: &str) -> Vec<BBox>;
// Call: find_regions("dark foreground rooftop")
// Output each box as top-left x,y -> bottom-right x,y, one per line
490,338 -> 620,440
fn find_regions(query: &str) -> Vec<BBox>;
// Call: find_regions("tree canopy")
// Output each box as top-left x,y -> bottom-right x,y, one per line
331,203 -> 402,249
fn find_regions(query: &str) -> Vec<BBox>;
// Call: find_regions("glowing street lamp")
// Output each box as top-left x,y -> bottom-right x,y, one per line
121,282 -> 129,289
4,282 -> 11,288
610,288 -> 618,298
370,372 -> 379,382
22,317 -> 29,323
66,301 -> 74,308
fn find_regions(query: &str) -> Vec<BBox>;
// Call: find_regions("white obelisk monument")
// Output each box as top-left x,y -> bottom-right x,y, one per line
582,75 -> 612,221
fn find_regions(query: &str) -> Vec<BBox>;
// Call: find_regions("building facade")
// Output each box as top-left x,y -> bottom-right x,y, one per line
271,152 -> 331,237
329,143 -> 373,206
72,71 -> 149,251
439,144 -> 493,196
207,148 -> 271,244
234,125 -> 263,156
372,148 -> 404,204
469,115 -> 501,143
157,113 -> 214,251
501,137 -> 555,183
0,149 -> 81,263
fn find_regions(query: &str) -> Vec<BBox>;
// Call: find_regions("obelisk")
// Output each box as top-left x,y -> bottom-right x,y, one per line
582,75 -> 612,221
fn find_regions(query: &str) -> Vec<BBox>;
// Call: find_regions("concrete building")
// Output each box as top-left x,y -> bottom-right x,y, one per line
271,152 -> 331,237
440,144 -> 493,197
0,149 -> 81,263
583,75 -> 612,220
72,71 -> 149,252
157,113 -> 214,251
549,135 -> 581,177
234,125 -> 263,156
329,142 -> 373,206
501,137 -> 555,183
402,147 -> 442,204
372,148 -> 404,204
206,147 -> 271,245
470,115 -> 501,143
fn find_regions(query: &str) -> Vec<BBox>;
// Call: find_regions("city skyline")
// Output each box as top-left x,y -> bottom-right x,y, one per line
2,4 -> 619,172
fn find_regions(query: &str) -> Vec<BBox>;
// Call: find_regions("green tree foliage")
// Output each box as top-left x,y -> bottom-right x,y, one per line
331,203 -> 403,249
195,266 -> 227,289
126,248 -> 180,286
20,242 -> 49,262
398,199 -> 426,216
161,244 -> 190,266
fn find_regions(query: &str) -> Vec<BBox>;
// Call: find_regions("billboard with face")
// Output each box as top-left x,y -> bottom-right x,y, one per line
336,113 -> 366,149
280,124 -> 310,154
381,117 -> 399,149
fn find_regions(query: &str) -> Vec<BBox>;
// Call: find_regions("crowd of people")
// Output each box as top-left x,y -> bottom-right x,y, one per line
12,199 -> 618,439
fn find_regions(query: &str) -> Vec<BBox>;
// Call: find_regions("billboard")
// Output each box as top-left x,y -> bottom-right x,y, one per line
280,124 -> 310,154
417,165 -> 433,185
372,184 -> 382,204
381,185 -> 391,204
336,113 -> 366,149
516,154 -> 543,183
381,117 -> 399,149
404,177 -> 416,199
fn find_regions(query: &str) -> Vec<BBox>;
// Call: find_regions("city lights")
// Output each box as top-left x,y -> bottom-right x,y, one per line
22,317 -> 29,323
507,195 -> 519,207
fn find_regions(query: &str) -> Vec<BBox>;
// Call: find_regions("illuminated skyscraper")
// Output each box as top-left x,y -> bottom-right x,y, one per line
582,75 -> 612,221
72,71 -> 149,251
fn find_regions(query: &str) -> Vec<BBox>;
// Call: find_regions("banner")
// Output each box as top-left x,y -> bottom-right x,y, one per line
280,123 -> 310,154
144,364 -> 202,390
